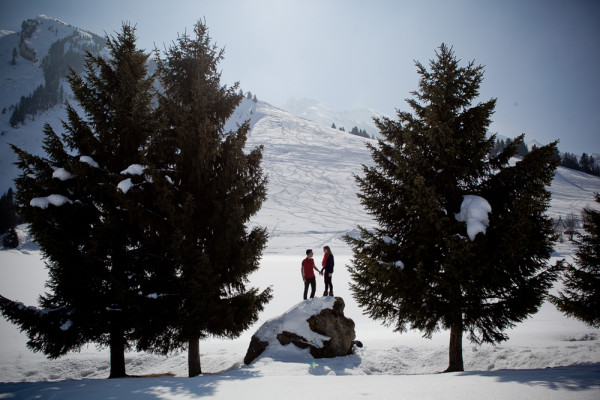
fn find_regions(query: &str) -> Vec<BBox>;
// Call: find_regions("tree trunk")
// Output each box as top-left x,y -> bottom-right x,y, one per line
108,330 -> 127,378
188,336 -> 202,377
445,321 -> 464,372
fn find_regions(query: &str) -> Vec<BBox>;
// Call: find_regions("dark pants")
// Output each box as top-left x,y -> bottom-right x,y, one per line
324,273 -> 333,294
303,277 -> 316,299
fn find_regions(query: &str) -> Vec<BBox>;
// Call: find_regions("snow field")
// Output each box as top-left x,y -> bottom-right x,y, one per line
0,100 -> 599,399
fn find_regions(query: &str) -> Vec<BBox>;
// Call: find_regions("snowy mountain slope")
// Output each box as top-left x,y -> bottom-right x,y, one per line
0,105 -> 70,194
237,99 -> 376,253
0,15 -> 100,109
0,15 -> 107,194
282,97 -> 388,139
548,167 -> 600,220
0,30 -> 44,111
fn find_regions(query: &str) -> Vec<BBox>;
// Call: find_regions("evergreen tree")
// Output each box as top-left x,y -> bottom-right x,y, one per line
0,24 -> 156,378
579,153 -> 591,174
0,188 -> 18,235
517,140 -> 529,157
147,20 -> 271,377
2,226 -> 19,248
589,155 -> 598,176
561,152 -> 580,170
550,193 -> 600,327
345,44 -> 560,372
490,138 -> 505,157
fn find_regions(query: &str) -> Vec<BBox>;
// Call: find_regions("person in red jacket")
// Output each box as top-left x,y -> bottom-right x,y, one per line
301,249 -> 322,300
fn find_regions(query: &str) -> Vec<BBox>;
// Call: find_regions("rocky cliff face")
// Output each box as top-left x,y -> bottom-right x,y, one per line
19,19 -> 40,61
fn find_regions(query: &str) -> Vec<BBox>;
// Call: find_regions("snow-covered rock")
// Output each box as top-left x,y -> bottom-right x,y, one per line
244,297 -> 356,364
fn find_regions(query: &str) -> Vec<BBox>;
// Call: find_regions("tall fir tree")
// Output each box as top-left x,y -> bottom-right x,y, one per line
0,24 -> 156,378
345,44 -> 560,372
146,20 -> 272,377
550,193 -> 600,327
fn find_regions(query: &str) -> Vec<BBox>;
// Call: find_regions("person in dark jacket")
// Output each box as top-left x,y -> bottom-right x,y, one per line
320,246 -> 334,296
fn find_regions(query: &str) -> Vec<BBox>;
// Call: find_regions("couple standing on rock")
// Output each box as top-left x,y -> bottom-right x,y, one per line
301,246 -> 334,300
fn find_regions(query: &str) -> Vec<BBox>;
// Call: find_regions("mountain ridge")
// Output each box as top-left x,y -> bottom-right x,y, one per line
1,15 -> 599,227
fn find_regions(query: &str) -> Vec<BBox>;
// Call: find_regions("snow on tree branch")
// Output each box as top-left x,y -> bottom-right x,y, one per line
455,195 -> 492,241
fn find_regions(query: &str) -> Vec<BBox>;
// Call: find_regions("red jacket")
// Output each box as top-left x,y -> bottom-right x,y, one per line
302,258 -> 316,278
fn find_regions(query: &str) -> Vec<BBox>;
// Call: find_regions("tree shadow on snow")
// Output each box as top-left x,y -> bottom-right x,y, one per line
457,363 -> 600,392
308,353 -> 363,376
0,369 -> 261,400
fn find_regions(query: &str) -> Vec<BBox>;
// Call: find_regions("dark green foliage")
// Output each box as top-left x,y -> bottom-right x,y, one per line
550,193 -> 600,327
144,20 -> 271,377
0,188 -> 18,235
561,152 -> 580,170
560,152 -> 600,176
516,140 -> 529,157
1,24 -> 156,378
350,126 -> 370,138
2,226 -> 19,248
345,44 -> 560,372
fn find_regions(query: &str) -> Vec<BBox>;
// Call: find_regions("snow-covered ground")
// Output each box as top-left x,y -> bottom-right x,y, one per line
1,100 -> 600,399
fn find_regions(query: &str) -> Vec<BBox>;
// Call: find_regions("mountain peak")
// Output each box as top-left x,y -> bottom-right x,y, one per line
35,14 -> 70,26
17,14 -> 92,63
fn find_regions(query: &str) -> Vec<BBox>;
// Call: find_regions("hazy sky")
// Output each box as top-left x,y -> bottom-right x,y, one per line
1,0 -> 599,154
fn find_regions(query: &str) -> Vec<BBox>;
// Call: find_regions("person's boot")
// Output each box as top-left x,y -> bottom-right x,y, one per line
323,291 -> 328,297
329,291 -> 334,297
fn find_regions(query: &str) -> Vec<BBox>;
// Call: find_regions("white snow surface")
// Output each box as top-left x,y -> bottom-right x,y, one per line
455,195 -> 492,241
1,100 -> 600,398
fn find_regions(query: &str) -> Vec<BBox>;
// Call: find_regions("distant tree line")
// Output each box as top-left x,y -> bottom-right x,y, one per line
491,137 -> 531,157
331,123 -> 373,139
492,137 -> 600,177
560,152 -> 600,176
246,91 -> 258,103
9,32 -> 106,127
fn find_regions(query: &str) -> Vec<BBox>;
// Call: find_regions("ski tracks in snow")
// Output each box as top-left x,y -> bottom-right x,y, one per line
245,103 -> 375,253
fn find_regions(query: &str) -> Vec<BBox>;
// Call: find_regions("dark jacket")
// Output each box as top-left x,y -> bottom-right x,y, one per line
323,253 -> 334,274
